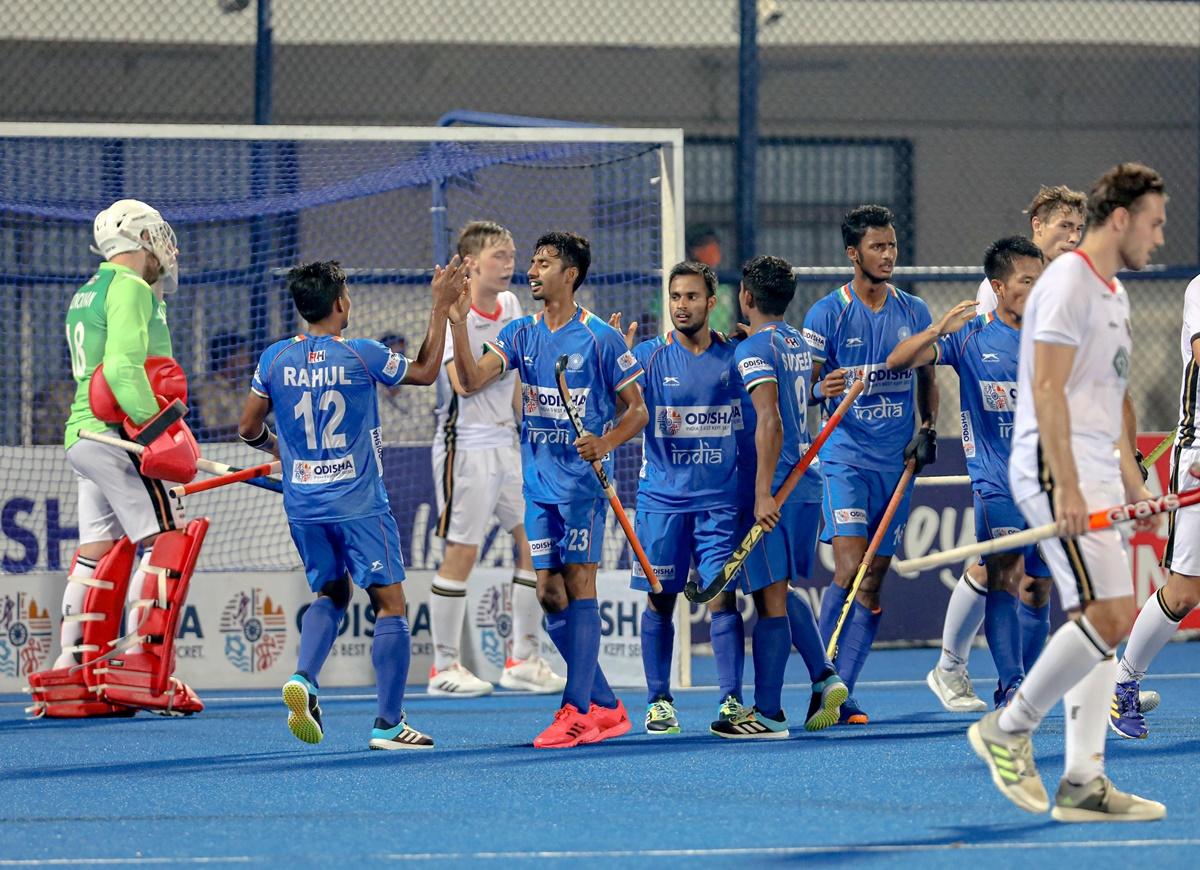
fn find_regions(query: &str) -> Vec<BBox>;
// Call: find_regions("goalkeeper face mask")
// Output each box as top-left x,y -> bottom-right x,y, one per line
92,199 -> 179,293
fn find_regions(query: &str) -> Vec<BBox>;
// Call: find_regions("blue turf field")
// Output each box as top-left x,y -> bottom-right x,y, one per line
2,643 -> 1197,867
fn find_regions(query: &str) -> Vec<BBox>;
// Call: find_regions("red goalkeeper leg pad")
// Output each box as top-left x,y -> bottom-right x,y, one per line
95,519 -> 208,714
26,539 -> 138,718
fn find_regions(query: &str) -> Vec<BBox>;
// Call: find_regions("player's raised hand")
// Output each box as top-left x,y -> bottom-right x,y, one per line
607,312 -> 638,350
432,255 -> 470,311
819,367 -> 848,400
935,300 -> 979,337
574,431 -> 611,463
449,275 -> 472,325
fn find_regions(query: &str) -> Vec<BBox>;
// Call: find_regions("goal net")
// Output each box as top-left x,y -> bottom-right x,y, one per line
0,123 -> 683,578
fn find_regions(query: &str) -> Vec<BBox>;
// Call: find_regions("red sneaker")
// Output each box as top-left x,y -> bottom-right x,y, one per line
533,704 -> 600,749
588,699 -> 632,741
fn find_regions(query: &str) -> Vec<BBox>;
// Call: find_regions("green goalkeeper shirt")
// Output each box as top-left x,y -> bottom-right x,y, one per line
63,262 -> 173,450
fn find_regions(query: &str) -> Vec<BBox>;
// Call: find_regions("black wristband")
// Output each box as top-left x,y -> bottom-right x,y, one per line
240,422 -> 273,449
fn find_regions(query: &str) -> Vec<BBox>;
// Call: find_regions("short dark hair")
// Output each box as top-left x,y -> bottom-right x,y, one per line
534,231 -> 590,290
287,260 -> 347,323
841,204 -> 895,249
1087,162 -> 1166,227
741,255 -> 796,317
668,260 -> 718,297
983,236 -> 1044,283
685,224 -> 720,253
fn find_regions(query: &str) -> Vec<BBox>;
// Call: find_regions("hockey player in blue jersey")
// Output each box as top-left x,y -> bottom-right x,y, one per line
804,205 -> 938,724
238,258 -> 470,750
887,236 -> 1048,709
450,231 -> 650,749
618,260 -> 747,734
706,255 -> 848,739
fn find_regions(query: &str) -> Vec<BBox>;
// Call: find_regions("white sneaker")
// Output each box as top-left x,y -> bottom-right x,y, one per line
1051,775 -> 1166,823
927,667 -> 988,712
499,655 -> 567,694
427,662 -> 493,698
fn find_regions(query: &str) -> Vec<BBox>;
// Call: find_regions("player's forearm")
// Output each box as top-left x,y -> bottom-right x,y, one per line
916,364 -> 938,427
1119,393 -> 1146,494
754,413 -> 783,498
102,337 -> 158,424
1032,382 -> 1080,489
887,328 -> 938,371
407,304 -> 452,386
604,397 -> 648,450
449,321 -> 488,391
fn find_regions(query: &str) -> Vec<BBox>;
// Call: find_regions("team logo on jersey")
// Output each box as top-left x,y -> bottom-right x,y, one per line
567,353 -> 585,372
526,425 -> 571,445
738,356 -> 771,378
529,538 -> 554,556
632,562 -> 676,581
617,351 -> 637,372
990,526 -> 1021,538
309,349 -> 326,363
670,443 -> 724,465
0,592 -> 51,678
783,335 -> 803,349
852,397 -> 905,422
656,405 -> 736,438
719,369 -> 730,386
663,376 -> 680,386
981,353 -> 1000,362
979,380 -> 1017,412
802,328 -> 826,351
292,456 -> 357,485
847,363 -> 913,395
371,427 -> 384,474
834,508 -> 867,525
220,588 -> 287,674
897,327 -> 911,340
521,385 -> 589,420
1112,346 -> 1130,379
383,352 -> 402,377
960,411 -> 976,458
473,583 -> 513,670
844,337 -> 864,348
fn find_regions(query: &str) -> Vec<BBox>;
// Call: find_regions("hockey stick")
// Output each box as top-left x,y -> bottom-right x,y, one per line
1142,429 -> 1177,468
915,475 -> 970,487
169,460 -> 283,498
684,379 -> 866,604
554,354 -> 662,594
79,429 -> 283,494
825,458 -> 917,661
892,461 -> 1200,575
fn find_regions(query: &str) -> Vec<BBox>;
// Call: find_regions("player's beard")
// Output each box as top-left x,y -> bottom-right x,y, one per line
860,263 -> 891,285
674,316 -> 705,338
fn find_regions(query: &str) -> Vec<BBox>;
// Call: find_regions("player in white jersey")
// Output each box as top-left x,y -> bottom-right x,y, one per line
934,186 -> 1089,712
969,162 -> 1167,822
428,222 -> 566,697
1109,272 -> 1200,738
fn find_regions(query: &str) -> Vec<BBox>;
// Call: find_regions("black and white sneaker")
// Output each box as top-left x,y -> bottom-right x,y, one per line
709,705 -> 789,739
369,715 -> 435,750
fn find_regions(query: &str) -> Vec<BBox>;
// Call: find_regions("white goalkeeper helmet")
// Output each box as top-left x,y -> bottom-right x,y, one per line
92,199 -> 179,293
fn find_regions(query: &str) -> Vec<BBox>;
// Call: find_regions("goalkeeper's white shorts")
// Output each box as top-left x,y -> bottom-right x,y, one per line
1163,444 -> 1200,577
1017,478 -> 1131,613
431,440 -> 525,547
67,436 -> 182,545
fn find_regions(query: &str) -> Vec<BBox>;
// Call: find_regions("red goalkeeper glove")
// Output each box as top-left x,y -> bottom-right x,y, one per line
123,397 -> 200,484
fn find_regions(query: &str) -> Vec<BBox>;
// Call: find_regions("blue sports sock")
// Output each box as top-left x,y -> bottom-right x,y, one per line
836,602 -> 881,693
564,599 -> 601,712
751,615 -> 790,718
545,609 -> 569,660
984,590 -> 1023,692
710,608 -> 745,702
372,615 -> 410,725
818,583 -> 850,647
590,659 -> 618,710
547,607 -> 615,708
296,596 -> 345,687
1019,602 -> 1051,671
787,590 -> 834,682
640,608 -> 674,703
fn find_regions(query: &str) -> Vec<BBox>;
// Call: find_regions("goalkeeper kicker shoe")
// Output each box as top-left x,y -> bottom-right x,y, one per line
1051,775 -> 1165,823
499,655 -> 567,694
710,705 -> 790,739
428,662 -> 494,698
968,709 -> 1049,814
927,666 -> 988,712
282,674 -> 323,745
534,704 -> 600,749
369,715 -> 434,750
805,673 -> 849,732
644,698 -> 681,734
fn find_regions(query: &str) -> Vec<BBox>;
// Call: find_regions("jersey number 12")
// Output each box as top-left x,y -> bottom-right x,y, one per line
294,390 -> 347,450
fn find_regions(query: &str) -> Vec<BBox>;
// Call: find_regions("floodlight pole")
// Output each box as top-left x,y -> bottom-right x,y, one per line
736,0 -> 759,268
254,0 -> 273,124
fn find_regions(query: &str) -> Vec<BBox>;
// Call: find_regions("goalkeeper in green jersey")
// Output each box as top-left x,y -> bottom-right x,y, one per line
28,199 -> 206,718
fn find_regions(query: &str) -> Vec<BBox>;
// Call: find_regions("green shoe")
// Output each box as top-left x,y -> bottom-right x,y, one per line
713,694 -> 747,724
644,698 -> 681,735
282,674 -> 324,745
967,710 -> 1048,814
805,673 -> 849,732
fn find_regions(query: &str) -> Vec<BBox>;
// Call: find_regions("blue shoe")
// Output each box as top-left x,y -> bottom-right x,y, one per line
837,695 -> 868,725
282,673 -> 323,745
1109,679 -> 1148,739
805,673 -> 849,731
994,677 -> 1023,710
369,715 -> 435,750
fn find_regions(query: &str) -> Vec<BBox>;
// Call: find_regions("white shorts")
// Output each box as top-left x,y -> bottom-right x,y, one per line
1017,478 -> 1131,612
431,440 -> 525,547
67,437 -> 183,545
1163,444 -> 1200,577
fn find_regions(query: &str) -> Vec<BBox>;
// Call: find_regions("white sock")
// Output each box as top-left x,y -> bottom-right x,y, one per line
55,554 -> 98,667
1117,588 -> 1186,682
937,572 -> 987,671
1062,655 -> 1118,785
510,569 -> 541,662
430,575 -> 467,671
999,616 -> 1111,734
124,552 -> 154,655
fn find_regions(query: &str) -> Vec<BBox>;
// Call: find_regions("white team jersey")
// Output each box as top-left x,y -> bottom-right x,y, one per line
434,290 -> 522,449
1010,251 -> 1133,501
975,277 -> 997,316
1176,275 -> 1200,449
